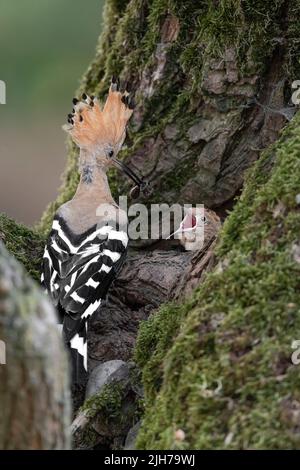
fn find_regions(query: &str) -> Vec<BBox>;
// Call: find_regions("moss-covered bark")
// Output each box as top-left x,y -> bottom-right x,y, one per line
135,111 -> 300,449
40,0 -> 300,237
73,374 -> 142,449
0,213 -> 44,281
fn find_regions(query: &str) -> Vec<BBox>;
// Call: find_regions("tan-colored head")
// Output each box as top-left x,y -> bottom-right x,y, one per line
63,77 -> 134,168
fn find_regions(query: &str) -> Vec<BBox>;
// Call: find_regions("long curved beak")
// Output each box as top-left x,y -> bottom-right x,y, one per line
111,158 -> 144,187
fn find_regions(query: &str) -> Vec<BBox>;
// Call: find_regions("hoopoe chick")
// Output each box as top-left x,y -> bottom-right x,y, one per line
173,207 -> 221,251
41,77 -> 143,387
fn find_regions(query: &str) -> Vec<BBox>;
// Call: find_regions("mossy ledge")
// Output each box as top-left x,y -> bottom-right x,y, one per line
134,111 -> 300,450
81,382 -> 124,420
79,382 -> 125,449
0,213 -> 44,282
74,373 -> 142,449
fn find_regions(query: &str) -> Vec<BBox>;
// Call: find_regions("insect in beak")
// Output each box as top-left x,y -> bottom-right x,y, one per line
130,185 -> 140,199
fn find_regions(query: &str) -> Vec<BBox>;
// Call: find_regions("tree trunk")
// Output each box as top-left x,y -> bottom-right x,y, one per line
40,0 -> 300,233
0,242 -> 71,449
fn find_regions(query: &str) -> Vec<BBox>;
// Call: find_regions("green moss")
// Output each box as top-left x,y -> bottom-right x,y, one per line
0,213 -> 45,281
78,377 -> 143,449
134,302 -> 191,405
135,111 -> 300,449
81,382 -> 124,420
72,382 -> 125,448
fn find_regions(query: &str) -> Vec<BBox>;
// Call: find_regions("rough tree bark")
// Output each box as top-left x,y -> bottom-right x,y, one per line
39,0 -> 300,232
0,242 -> 71,449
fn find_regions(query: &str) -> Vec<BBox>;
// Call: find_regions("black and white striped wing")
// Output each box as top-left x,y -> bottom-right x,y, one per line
41,216 -> 128,368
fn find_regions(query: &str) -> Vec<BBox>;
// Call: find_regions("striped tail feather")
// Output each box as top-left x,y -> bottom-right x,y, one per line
65,317 -> 88,386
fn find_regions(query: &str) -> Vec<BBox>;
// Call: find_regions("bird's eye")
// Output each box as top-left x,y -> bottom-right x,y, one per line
201,216 -> 206,222
108,150 -> 114,158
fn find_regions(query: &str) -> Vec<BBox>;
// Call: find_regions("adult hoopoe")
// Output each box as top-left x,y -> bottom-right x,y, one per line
41,77 -> 146,386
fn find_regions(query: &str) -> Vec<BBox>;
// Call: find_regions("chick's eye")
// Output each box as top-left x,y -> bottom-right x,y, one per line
108,150 -> 114,158
201,216 -> 206,222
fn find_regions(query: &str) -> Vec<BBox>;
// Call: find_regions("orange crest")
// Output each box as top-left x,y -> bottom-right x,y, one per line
63,78 -> 134,156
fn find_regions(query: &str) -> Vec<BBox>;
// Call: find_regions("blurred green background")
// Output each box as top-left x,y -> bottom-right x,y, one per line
0,0 -> 104,225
